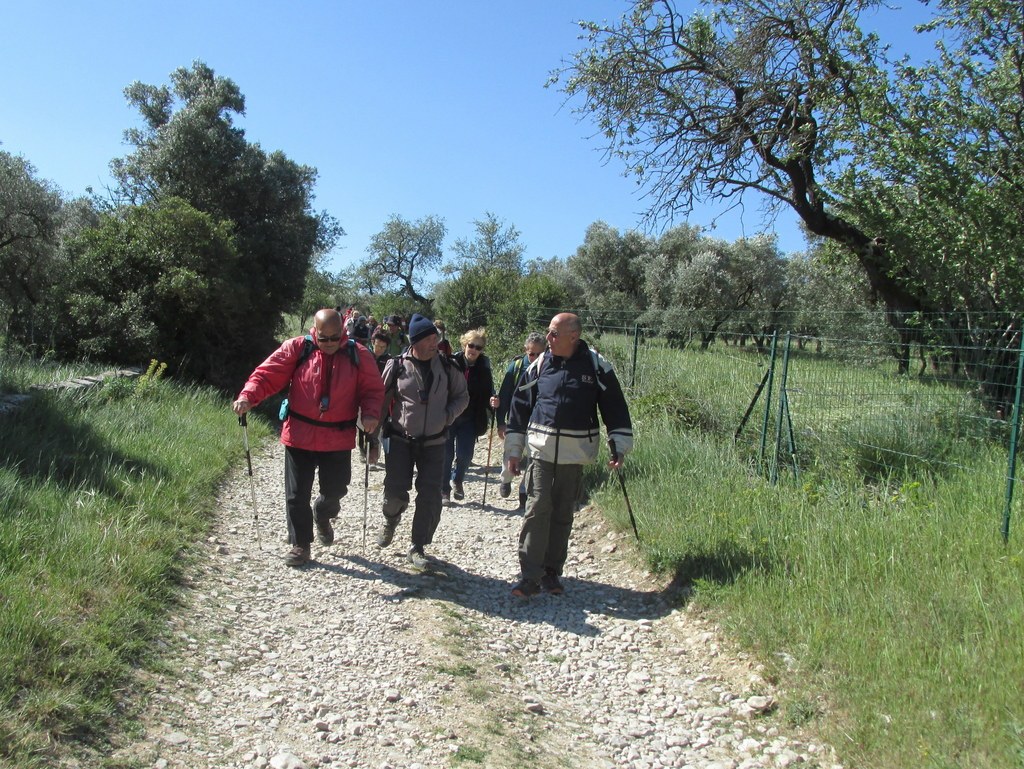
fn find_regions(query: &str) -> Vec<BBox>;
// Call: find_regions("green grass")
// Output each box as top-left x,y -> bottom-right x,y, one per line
0,367 -> 272,767
587,338 -> 1024,769
0,349 -> 115,392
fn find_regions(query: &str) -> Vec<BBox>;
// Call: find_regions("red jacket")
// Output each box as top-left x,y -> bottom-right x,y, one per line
237,334 -> 385,453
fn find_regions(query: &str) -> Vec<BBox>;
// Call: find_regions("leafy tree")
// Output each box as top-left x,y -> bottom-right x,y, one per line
567,221 -> 652,327
57,197 -> 240,380
108,61 -> 341,385
640,227 -> 785,349
0,152 -> 64,344
557,0 -> 928,315
447,212 -> 525,275
829,0 -> 1024,314
363,214 -> 446,305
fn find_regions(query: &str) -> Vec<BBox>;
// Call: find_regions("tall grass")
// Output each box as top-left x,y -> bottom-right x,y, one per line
0,349 -> 113,392
0,373 -> 271,767
589,338 -> 1024,769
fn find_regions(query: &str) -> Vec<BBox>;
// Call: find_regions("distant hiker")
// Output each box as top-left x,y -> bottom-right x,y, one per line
504,313 -> 633,597
375,313 -> 469,571
496,331 -> 547,510
443,328 -> 495,505
232,308 -> 385,567
384,315 -> 409,357
434,319 -> 454,359
365,328 -> 393,467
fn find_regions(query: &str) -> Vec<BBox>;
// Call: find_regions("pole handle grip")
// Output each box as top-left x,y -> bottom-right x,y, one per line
239,413 -> 247,427
607,437 -> 619,464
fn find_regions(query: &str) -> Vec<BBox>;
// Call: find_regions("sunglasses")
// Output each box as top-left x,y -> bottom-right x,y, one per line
546,329 -> 560,338
467,343 -> 485,351
317,333 -> 343,343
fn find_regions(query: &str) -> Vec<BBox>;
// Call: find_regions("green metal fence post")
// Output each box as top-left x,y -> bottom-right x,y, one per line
771,332 -> 794,484
759,331 -> 779,470
631,322 -> 640,388
1001,324 -> 1024,542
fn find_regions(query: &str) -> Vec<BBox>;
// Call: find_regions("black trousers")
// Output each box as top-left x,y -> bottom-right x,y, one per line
284,446 -> 351,546
381,437 -> 445,548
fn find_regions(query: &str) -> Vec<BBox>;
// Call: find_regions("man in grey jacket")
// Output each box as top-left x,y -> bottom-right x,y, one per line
376,314 -> 469,570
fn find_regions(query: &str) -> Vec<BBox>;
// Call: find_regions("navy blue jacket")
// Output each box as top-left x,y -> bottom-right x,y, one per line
505,339 -> 633,465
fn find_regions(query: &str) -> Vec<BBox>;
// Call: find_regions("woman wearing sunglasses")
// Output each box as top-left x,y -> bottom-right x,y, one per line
443,328 -> 495,504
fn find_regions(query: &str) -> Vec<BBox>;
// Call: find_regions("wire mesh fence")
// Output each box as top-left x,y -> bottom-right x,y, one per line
513,307 -> 1024,541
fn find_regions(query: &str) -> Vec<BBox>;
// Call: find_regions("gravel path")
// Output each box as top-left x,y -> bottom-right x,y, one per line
105,438 -> 843,769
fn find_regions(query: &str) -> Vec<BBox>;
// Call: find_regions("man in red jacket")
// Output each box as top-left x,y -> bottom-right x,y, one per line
233,309 -> 385,566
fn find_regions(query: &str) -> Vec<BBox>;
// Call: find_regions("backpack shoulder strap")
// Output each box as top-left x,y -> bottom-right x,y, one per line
384,353 -> 407,393
297,335 -> 316,368
346,338 -> 360,367
512,356 -> 525,381
516,353 -> 546,393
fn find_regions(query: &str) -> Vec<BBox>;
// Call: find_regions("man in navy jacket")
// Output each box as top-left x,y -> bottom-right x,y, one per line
504,313 -> 633,597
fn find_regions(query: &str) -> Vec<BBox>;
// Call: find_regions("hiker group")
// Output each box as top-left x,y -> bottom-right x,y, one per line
232,308 -> 633,598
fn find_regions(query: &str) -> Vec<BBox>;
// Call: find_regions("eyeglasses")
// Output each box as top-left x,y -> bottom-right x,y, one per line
317,333 -> 343,343
467,343 -> 485,351
526,351 -> 540,359
546,329 -> 560,338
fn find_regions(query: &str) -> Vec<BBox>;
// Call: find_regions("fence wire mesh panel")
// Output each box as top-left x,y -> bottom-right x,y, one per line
555,309 -> 1024,540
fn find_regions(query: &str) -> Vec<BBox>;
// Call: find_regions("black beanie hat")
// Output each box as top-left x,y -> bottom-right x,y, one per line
408,313 -> 438,344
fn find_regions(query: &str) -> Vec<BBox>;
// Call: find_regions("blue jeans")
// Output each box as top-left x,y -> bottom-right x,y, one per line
444,418 -> 477,492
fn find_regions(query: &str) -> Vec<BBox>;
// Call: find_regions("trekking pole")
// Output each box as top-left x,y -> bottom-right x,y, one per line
607,438 -> 640,543
239,414 -> 263,551
362,449 -> 370,551
481,412 -> 495,507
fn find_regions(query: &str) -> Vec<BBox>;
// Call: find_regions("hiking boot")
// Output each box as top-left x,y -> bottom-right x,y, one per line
541,570 -> 564,595
453,481 -> 465,501
511,578 -> 541,598
499,482 -> 512,498
376,519 -> 398,548
407,546 -> 429,571
284,545 -> 311,567
315,518 -> 334,546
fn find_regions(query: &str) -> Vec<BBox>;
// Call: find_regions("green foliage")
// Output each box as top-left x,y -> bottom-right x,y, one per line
56,197 -> 242,383
433,268 -> 570,359
99,360 -> 169,403
0,152 -> 64,342
447,212 -> 524,274
566,221 -> 651,318
106,61 -> 341,387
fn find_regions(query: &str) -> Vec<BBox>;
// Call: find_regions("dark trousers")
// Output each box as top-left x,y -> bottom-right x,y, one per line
284,446 -> 351,547
443,418 -> 477,492
518,459 -> 583,581
382,437 -> 446,548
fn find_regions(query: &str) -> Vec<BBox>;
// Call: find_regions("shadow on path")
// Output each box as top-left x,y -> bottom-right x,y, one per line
308,552 -> 675,638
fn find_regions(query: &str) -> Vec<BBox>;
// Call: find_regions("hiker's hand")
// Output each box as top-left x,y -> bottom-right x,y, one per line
608,455 -> 624,470
497,425 -> 506,440
489,395 -> 499,409
362,417 -> 379,434
507,457 -> 520,476
233,398 -> 252,416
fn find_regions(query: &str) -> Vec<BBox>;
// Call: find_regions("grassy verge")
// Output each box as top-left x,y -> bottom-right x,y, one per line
0,367 -> 272,767
587,338 -> 1024,768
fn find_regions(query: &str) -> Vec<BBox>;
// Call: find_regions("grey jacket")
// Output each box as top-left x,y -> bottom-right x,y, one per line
380,353 -> 469,447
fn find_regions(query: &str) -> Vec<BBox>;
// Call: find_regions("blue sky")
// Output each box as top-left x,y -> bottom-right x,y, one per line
1,1 -> 934,275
